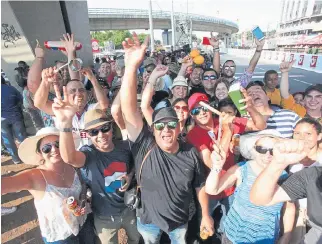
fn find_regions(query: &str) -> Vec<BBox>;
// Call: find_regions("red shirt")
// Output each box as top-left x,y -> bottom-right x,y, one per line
187,117 -> 247,199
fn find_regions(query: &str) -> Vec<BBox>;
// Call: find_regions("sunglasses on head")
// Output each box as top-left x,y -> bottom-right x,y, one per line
203,75 -> 217,80
254,145 -> 273,156
87,124 -> 112,137
173,105 -> 189,112
190,106 -> 209,116
154,121 -> 178,131
41,141 -> 59,154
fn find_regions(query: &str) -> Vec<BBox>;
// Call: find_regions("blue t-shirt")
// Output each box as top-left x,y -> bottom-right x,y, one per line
1,84 -> 23,122
80,142 -> 134,217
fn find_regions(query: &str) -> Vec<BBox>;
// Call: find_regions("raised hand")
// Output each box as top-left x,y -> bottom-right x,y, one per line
211,141 -> 227,170
255,38 -> 265,49
81,67 -> 96,81
239,87 -> 255,112
52,85 -> 78,123
122,32 -> 149,69
272,139 -> 308,166
182,56 -> 194,68
61,33 -> 77,56
35,39 -> 45,58
279,60 -> 296,73
150,65 -> 169,81
41,67 -> 59,86
209,32 -> 219,48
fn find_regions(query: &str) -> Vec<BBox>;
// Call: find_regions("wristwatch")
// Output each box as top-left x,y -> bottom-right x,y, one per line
256,49 -> 262,52
213,47 -> 220,52
60,128 -> 73,132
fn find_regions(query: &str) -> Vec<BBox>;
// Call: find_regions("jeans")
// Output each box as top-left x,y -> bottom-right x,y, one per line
94,208 -> 140,244
205,195 -> 234,234
43,214 -> 96,244
25,108 -> 44,130
137,218 -> 187,244
1,118 -> 27,162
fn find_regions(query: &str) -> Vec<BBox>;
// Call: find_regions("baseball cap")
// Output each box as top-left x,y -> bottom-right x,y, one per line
167,62 -> 180,75
304,84 -> 322,97
188,92 -> 209,111
239,130 -> 282,160
170,76 -> 189,90
152,107 -> 178,124
84,109 -> 113,130
143,58 -> 157,68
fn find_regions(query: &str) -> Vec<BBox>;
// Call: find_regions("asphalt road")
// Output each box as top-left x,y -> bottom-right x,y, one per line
220,53 -> 321,94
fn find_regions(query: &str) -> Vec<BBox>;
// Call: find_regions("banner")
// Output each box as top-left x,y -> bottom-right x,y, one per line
91,39 -> 99,53
298,55 -> 304,66
310,56 -> 318,68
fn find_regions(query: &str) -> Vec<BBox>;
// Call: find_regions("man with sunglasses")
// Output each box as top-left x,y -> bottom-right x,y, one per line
220,38 -> 265,88
120,32 -> 214,243
199,68 -> 219,103
186,92 -> 266,235
54,105 -> 141,244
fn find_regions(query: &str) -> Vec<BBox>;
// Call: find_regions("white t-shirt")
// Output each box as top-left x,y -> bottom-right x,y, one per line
54,103 -> 98,150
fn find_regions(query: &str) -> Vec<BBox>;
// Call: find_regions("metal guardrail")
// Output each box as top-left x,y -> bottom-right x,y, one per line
88,8 -> 239,30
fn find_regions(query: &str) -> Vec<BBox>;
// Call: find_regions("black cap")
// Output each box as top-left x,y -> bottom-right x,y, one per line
152,107 -> 178,124
304,84 -> 322,97
246,80 -> 265,90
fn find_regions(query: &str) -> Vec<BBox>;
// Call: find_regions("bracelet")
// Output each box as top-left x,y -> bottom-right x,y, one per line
213,48 -> 220,52
211,167 -> 222,174
60,128 -> 73,132
256,49 -> 262,52
36,57 -> 44,59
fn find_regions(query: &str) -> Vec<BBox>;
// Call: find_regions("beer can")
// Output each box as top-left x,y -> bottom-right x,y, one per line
73,206 -> 82,217
67,196 -> 78,210
200,228 -> 209,240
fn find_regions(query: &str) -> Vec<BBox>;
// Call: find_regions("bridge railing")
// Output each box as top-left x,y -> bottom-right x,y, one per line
88,8 -> 238,29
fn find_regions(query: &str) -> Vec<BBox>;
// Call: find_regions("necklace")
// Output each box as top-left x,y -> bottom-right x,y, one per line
51,165 -> 67,181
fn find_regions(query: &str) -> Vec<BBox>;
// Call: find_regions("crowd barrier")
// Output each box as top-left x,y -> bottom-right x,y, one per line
226,48 -> 322,74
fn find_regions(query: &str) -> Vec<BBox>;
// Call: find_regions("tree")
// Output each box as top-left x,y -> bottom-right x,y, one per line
90,30 -> 132,49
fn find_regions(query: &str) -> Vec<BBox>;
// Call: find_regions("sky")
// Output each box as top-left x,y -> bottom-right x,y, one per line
87,0 -> 283,40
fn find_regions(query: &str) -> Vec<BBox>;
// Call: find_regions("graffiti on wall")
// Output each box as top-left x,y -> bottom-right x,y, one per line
1,23 -> 21,48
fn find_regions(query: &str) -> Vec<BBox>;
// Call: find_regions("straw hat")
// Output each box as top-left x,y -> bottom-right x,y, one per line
18,127 -> 60,165
84,109 -> 113,130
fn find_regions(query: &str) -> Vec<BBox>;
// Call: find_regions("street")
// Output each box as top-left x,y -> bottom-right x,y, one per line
221,53 -> 321,93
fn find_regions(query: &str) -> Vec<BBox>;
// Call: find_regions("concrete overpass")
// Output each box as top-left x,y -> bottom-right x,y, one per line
88,8 -> 239,34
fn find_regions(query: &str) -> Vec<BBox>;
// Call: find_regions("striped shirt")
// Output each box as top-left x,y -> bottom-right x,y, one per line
266,109 -> 301,138
224,162 -> 287,243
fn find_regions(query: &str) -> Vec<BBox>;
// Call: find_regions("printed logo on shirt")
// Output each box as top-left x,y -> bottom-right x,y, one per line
104,162 -> 127,193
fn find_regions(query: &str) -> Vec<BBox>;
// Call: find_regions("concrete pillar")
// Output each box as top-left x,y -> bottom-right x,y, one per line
1,0 -> 92,87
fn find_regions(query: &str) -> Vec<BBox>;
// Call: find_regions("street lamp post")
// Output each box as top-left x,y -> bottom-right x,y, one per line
148,0 -> 155,52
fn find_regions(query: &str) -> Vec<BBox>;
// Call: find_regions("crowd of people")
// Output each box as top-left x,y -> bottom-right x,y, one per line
1,31 -> 321,244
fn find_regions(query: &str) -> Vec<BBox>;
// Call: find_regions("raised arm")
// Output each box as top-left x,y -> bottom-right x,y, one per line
82,67 -> 109,110
205,141 -> 239,195
120,32 -> 149,141
247,38 -> 265,73
61,33 -> 81,81
240,88 -> 267,131
52,85 -> 86,168
141,65 -> 169,126
111,91 -> 128,140
209,33 -> 220,75
178,56 -> 193,77
279,201 -> 295,244
33,67 -> 57,115
250,139 -> 308,206
27,43 -> 45,94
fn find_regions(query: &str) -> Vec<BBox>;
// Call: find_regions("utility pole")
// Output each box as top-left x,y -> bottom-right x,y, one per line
148,0 -> 155,52
171,0 -> 176,50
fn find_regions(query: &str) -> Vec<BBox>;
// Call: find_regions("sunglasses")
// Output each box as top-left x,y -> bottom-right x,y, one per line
191,106 -> 209,116
87,124 -> 112,137
224,66 -> 236,70
69,88 -> 86,94
154,121 -> 178,131
254,146 -> 273,156
173,105 -> 189,112
203,75 -> 217,80
41,141 -> 59,154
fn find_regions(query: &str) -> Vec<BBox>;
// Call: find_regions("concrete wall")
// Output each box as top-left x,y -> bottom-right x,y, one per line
1,0 -> 93,87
